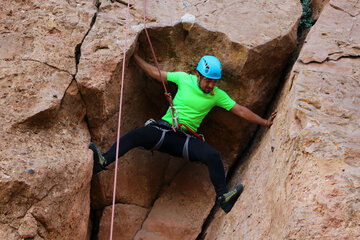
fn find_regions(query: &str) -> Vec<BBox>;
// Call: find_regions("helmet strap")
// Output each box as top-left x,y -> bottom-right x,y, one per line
197,74 -> 207,93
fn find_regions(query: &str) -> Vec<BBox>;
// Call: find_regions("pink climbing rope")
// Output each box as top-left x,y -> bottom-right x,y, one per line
109,0 -> 130,239
143,0 -> 179,131
110,1 -> 178,238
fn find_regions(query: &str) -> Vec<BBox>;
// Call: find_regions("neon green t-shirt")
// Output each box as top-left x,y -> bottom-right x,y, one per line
161,72 -> 236,132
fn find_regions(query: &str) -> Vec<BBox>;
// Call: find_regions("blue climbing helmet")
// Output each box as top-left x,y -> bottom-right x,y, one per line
196,55 -> 222,79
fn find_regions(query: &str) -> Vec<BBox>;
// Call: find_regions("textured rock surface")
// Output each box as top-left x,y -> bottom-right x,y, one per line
0,78 -> 92,239
0,0 -> 97,75
0,0 -> 96,239
0,0 -> 307,239
77,0 -> 301,237
98,204 -> 148,240
79,0 -> 302,163
134,163 -> 213,240
203,1 -> 360,239
310,0 -> 330,20
91,149 -> 181,209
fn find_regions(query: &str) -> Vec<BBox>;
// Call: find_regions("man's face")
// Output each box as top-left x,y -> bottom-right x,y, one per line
198,74 -> 218,94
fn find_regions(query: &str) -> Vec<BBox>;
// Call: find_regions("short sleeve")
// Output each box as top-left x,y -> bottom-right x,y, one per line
215,88 -> 236,111
167,72 -> 190,85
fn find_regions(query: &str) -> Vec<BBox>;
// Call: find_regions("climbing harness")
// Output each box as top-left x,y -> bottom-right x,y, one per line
178,123 -> 205,141
145,119 -> 205,161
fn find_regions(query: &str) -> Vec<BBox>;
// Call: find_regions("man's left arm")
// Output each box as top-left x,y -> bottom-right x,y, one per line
230,103 -> 277,127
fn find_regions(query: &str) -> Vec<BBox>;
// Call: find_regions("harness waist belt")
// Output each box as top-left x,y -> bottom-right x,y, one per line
144,119 -> 205,161
157,120 -> 205,141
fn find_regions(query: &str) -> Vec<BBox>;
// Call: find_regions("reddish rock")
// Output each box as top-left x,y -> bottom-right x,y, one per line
79,0 -> 302,164
203,1 -> 360,239
300,2 -> 360,64
134,163 -> 214,240
0,0 -> 309,239
98,204 -> 148,240
0,60 -> 73,125
0,75 -> 92,239
0,0 -> 96,239
310,0 -> 330,20
91,149 -> 180,209
0,0 -> 97,74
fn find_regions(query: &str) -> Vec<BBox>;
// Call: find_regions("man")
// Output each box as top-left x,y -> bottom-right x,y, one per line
89,47 -> 277,213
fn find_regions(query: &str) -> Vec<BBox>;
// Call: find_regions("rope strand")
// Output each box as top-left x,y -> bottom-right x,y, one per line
109,0 -> 130,239
143,0 -> 178,131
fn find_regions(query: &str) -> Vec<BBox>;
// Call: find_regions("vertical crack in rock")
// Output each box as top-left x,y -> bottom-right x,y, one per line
73,0 -> 101,130
70,1 -> 101,239
75,0 -> 101,75
196,3 -> 317,239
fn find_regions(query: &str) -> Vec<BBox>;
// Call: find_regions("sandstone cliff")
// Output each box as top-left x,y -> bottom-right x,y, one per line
1,0 -> 358,239
202,0 -> 360,239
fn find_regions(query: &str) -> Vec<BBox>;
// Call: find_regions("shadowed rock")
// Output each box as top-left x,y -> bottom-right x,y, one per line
203,1 -> 360,239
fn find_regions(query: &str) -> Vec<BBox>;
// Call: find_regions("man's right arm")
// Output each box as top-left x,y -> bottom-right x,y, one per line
133,52 -> 168,83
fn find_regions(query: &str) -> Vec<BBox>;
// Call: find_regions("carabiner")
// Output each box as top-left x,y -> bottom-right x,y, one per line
170,106 -> 179,131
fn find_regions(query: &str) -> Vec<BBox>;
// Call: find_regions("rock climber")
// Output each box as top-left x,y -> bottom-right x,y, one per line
89,45 -> 277,213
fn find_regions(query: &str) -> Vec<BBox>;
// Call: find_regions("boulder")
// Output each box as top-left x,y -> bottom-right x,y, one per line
134,163 -> 214,240
91,149 -> 183,209
98,203 -> 148,240
202,1 -> 360,239
0,0 -> 97,239
0,75 -> 92,239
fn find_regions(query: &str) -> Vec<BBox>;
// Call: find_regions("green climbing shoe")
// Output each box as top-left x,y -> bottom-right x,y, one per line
88,142 -> 108,174
217,184 -> 244,213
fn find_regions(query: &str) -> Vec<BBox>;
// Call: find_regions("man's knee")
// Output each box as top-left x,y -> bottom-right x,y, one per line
201,148 -> 222,164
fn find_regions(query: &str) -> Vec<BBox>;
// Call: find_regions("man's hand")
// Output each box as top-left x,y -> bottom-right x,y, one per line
132,42 -> 168,83
230,104 -> 278,128
264,110 -> 277,127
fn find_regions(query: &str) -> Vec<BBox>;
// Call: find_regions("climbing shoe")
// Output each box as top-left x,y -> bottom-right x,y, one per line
88,142 -> 108,174
217,184 -> 244,213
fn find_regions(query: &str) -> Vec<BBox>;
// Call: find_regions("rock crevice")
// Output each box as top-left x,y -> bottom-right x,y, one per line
201,1 -> 360,239
75,0 -> 101,75
75,0 -> 302,239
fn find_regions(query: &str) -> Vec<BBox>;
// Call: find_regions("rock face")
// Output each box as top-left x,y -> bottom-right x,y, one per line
310,0 -> 330,20
76,0 -> 301,237
202,1 -> 360,239
1,0 -> 310,239
0,0 -> 96,239
134,163 -> 214,240
98,204 -> 148,240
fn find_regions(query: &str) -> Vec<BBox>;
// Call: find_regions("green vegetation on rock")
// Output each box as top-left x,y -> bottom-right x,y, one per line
298,0 -> 315,37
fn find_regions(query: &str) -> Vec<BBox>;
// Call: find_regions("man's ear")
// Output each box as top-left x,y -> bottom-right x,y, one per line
196,72 -> 200,81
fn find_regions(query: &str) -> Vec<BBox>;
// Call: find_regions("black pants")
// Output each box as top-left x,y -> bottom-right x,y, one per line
103,124 -> 228,196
